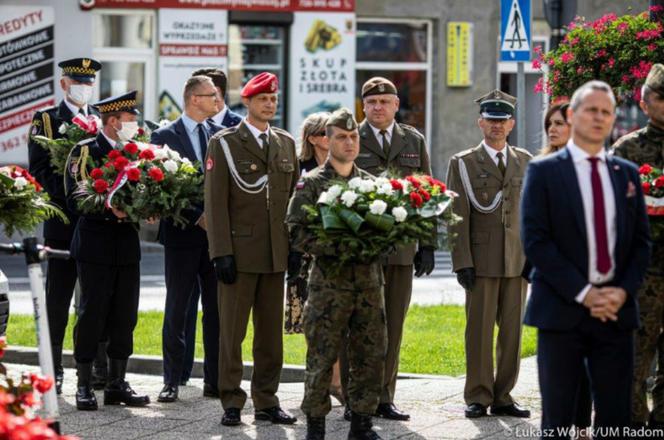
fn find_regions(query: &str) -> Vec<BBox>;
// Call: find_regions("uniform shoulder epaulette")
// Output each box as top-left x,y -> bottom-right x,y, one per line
271,126 -> 295,142
38,105 -> 57,114
454,147 -> 475,158
219,125 -> 239,136
399,123 -> 424,138
513,146 -> 533,157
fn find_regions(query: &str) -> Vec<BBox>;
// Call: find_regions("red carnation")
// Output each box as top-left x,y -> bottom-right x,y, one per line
104,162 -> 114,169
406,175 -> 422,189
435,180 -> 447,192
32,375 -> 53,394
114,157 -> 129,171
418,188 -> 431,201
639,164 -> 653,175
108,150 -> 121,160
123,142 -> 139,155
137,127 -> 145,136
139,149 -> 155,160
409,191 -> 424,208
643,181 -> 651,195
148,167 -> 164,182
390,179 -> 403,191
126,168 -> 141,182
90,168 -> 104,179
655,176 -> 664,188
93,179 -> 109,194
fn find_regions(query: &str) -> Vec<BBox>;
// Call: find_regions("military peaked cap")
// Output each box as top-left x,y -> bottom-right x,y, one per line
58,58 -> 101,84
475,89 -> 516,120
93,91 -> 140,115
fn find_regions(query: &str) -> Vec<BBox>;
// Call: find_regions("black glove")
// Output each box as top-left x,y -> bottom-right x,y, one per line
414,246 -> 435,277
213,256 -> 237,284
456,267 -> 476,291
287,251 -> 303,281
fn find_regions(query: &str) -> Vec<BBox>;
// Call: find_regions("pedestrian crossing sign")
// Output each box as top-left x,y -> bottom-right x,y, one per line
500,0 -> 531,62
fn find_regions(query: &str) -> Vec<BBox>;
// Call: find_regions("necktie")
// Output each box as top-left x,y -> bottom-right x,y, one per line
380,129 -> 391,157
259,132 -> 270,159
196,123 -> 209,161
588,157 -> 611,274
496,152 -> 506,176
78,107 -> 86,116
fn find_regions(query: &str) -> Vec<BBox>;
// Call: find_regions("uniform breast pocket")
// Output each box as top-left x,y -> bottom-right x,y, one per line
471,182 -> 501,204
237,160 -> 260,174
398,157 -> 421,168
278,162 -> 295,173
355,155 -> 382,169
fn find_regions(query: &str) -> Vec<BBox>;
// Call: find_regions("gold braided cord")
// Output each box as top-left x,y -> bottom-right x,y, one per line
77,145 -> 90,181
97,99 -> 136,113
42,112 -> 52,139
62,66 -> 96,76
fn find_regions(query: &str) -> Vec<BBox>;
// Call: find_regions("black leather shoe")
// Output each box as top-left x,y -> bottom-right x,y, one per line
490,403 -> 530,418
221,408 -> 242,426
344,406 -> 352,421
157,384 -> 178,403
203,383 -> 219,398
375,402 -> 410,421
464,403 -> 487,418
75,363 -> 97,411
104,380 -> 150,407
255,406 -> 297,424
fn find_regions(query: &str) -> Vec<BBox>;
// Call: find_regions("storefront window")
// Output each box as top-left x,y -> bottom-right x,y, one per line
93,14 -> 153,49
355,20 -> 431,139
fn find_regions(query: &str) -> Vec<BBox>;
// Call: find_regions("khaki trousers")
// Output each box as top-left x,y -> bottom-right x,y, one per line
464,276 -> 526,407
218,271 -> 284,411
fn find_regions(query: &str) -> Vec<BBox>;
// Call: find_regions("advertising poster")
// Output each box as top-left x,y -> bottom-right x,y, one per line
288,10 -> 355,135
158,8 -> 228,119
0,6 -> 55,165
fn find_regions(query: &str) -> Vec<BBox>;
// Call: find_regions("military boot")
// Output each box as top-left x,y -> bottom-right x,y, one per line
91,342 -> 108,390
348,412 -> 382,440
306,415 -> 325,440
75,362 -> 98,411
52,344 -> 64,395
104,359 -> 150,407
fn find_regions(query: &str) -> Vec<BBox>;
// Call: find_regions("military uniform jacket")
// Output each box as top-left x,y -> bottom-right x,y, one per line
64,134 -> 140,266
204,121 -> 299,273
613,122 -> 664,276
286,161 -> 384,290
446,143 -> 532,278
355,120 -> 432,265
28,100 -> 99,242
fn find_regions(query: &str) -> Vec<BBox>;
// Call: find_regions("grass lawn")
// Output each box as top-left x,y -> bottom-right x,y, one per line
6,305 -> 536,376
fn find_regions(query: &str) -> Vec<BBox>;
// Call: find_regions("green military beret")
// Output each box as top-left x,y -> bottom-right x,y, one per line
475,89 -> 516,120
361,76 -> 397,98
645,63 -> 664,96
326,107 -> 357,131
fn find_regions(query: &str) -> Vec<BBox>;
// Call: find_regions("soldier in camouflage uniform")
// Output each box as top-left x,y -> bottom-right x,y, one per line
612,63 -> 664,428
287,108 -> 387,440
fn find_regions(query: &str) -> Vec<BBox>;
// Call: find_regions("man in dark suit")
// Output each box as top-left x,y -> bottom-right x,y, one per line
64,91 -> 150,411
193,67 -> 243,128
150,76 -> 222,403
28,57 -> 107,394
521,80 -> 651,436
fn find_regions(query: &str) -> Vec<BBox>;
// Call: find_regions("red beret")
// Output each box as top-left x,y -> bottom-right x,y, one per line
241,72 -> 279,98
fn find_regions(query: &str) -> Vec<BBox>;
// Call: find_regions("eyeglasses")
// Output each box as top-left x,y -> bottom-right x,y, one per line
311,131 -> 326,137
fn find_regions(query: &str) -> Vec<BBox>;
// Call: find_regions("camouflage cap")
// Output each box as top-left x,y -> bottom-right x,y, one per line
326,107 -> 357,131
475,89 -> 517,120
361,77 -> 397,98
645,63 -> 664,96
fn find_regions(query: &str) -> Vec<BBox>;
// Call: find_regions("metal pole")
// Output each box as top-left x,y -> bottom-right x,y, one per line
516,61 -> 526,148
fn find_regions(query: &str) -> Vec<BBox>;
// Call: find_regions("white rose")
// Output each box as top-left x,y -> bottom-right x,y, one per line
375,177 -> 390,187
392,206 -> 408,223
58,123 -> 67,134
152,148 -> 167,160
369,199 -> 388,215
168,149 -> 181,160
163,159 -> 178,173
327,184 -> 343,198
13,176 -> 28,189
358,179 -> 375,193
317,191 -> 333,205
340,190 -> 359,207
376,183 -> 394,196
348,177 -> 362,190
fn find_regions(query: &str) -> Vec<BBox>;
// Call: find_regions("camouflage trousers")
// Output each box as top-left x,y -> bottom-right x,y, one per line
300,284 -> 387,417
632,274 -> 664,424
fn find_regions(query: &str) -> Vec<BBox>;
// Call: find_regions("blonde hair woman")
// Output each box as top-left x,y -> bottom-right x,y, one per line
297,112 -> 330,173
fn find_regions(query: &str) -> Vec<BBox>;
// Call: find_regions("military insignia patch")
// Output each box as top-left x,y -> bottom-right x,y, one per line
378,84 -> 385,92
270,80 -> 277,92
206,158 -> 214,171
250,163 -> 258,171
346,118 -> 353,130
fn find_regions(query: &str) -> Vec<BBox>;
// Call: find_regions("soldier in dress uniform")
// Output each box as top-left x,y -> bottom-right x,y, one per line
27,57 -> 108,394
204,72 -> 299,426
64,91 -> 150,411
345,76 -> 435,421
287,108 -> 387,440
612,63 -> 664,429
446,90 -> 532,419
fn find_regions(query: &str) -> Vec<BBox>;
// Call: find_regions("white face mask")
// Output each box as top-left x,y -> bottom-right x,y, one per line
68,84 -> 93,105
115,121 -> 139,142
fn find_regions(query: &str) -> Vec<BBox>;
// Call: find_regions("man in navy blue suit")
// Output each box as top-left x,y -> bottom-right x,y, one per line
521,80 -> 651,438
192,68 -> 243,129
151,75 -> 222,402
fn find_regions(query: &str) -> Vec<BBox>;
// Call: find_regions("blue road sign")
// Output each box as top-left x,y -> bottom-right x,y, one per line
500,0 -> 531,62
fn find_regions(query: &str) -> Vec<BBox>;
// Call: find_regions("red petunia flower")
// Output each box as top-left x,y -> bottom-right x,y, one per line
90,168 -> 104,179
93,179 -> 109,194
418,188 -> 431,201
126,168 -> 141,182
406,175 -> 422,189
139,149 -> 155,160
108,150 -> 121,160
148,167 -> 164,182
409,191 -> 423,208
113,157 -> 129,171
639,164 -> 653,175
123,143 -> 139,155
390,179 -> 403,191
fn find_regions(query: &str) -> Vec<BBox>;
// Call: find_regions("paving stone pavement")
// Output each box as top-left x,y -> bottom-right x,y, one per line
8,357 -> 543,439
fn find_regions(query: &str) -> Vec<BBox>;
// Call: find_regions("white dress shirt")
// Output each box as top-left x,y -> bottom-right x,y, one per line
482,141 -> 508,167
64,99 -> 87,117
244,118 -> 270,148
181,112 -> 209,162
369,121 -> 395,150
566,141 -> 617,302
211,105 -> 228,127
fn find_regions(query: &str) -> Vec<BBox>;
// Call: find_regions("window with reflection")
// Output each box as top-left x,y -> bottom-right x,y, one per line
93,14 -> 153,49
356,22 -> 428,63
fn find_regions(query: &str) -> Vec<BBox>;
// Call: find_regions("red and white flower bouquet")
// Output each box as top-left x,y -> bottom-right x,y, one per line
639,163 -> 664,240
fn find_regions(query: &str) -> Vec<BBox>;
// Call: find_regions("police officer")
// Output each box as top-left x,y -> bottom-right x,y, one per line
446,90 -> 532,419
287,108 -> 386,440
350,76 -> 435,421
65,91 -> 149,411
27,57 -> 108,394
612,63 -> 664,428
204,72 -> 299,426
